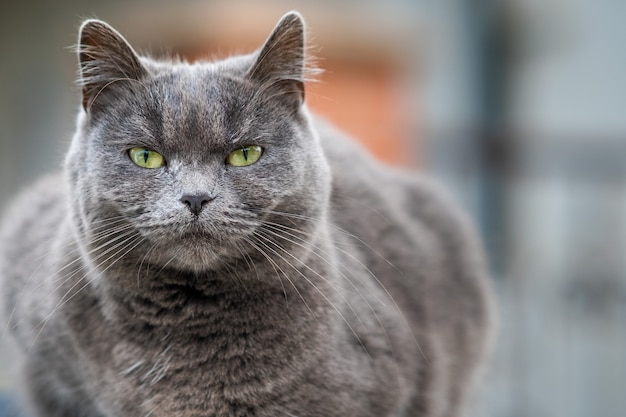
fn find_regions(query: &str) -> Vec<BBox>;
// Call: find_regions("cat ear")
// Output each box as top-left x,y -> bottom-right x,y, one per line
77,20 -> 147,111
247,12 -> 307,107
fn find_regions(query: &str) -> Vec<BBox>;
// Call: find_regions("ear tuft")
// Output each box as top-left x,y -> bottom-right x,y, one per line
77,20 -> 147,111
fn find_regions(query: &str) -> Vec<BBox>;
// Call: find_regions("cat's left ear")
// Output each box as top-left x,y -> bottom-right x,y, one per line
77,20 -> 147,111
247,12 -> 308,108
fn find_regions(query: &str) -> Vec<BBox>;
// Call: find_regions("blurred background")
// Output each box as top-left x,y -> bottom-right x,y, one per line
1,0 -> 626,416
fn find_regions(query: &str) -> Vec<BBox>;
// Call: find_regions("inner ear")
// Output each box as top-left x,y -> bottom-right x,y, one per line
78,19 -> 147,111
247,12 -> 306,107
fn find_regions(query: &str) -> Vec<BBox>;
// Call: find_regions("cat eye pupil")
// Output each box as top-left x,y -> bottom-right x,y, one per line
129,147 -> 165,169
226,145 -> 263,167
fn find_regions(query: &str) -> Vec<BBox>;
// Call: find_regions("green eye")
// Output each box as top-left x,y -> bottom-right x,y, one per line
226,145 -> 263,167
129,147 -> 165,169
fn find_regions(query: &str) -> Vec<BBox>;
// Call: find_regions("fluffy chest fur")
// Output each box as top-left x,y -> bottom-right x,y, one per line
54,236 -> 414,417
72,284 -> 323,416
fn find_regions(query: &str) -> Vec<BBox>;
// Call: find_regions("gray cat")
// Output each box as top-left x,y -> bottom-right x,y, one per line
0,11 -> 494,417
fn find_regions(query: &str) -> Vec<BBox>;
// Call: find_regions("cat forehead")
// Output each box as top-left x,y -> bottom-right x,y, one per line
102,61 -> 281,152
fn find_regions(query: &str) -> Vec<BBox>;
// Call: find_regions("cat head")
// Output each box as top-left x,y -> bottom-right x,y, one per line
65,12 -> 331,275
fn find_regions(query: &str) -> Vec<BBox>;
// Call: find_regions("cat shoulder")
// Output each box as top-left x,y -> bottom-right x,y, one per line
312,115 -> 481,250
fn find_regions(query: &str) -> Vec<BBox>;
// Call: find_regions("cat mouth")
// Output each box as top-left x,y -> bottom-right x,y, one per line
176,224 -> 219,239
178,226 -> 245,248
179,231 -> 217,244
137,218 -> 254,251
167,230 -> 246,272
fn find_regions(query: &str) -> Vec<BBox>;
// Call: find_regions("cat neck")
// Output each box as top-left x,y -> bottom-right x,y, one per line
88,255 -> 337,342
59,217 -> 340,348
60,260 -> 336,411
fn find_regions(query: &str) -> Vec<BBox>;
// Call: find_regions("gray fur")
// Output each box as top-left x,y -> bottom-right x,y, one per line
0,12 -> 494,417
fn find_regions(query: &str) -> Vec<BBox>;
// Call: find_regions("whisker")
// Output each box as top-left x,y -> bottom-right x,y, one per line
260,224 -> 407,373
259,212 -> 428,363
3,217 -> 132,333
253,232 -> 371,360
242,237 -> 315,321
135,241 -> 161,289
37,223 -> 136,287
333,243 -> 429,364
37,231 -> 138,322
261,222 -> 385,304
28,234 -> 144,351
9,228 -> 138,331
261,209 -> 401,274
258,219 -> 357,248
233,242 -> 262,283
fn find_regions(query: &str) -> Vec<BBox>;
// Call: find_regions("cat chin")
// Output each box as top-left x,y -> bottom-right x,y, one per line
150,237 -> 241,273
167,254 -> 225,274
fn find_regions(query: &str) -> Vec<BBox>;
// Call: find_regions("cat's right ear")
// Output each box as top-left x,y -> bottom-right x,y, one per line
77,20 -> 147,111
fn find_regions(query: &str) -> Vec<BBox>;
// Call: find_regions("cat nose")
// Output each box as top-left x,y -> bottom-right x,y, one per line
180,193 -> 215,216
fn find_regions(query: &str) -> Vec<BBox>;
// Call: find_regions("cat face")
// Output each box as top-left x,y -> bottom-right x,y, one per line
65,14 -> 330,274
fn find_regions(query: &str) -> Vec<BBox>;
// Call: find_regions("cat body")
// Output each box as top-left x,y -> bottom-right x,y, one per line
0,12 -> 493,417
